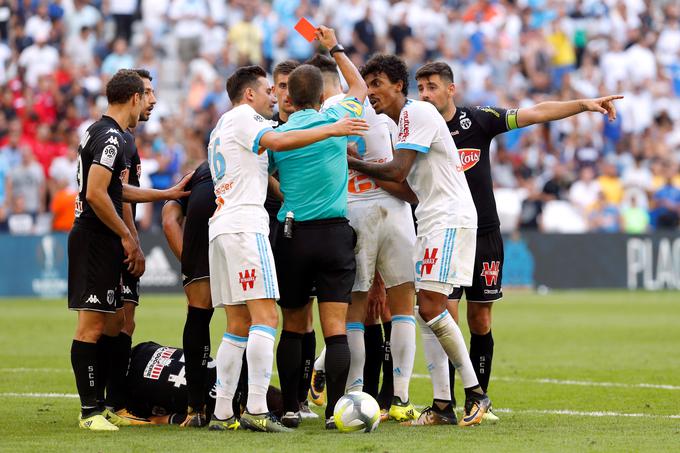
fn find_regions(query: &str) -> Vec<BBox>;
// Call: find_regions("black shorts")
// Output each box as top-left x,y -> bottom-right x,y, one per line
268,213 -> 281,251
450,228 -> 504,303
68,226 -> 124,313
181,182 -> 214,287
120,268 -> 140,305
274,218 -> 356,309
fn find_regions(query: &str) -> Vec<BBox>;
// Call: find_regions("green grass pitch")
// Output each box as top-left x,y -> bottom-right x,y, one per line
1,290 -> 679,452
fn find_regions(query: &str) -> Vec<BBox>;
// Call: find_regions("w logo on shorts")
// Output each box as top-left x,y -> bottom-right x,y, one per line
481,261 -> 500,286
421,248 -> 439,276
239,269 -> 257,291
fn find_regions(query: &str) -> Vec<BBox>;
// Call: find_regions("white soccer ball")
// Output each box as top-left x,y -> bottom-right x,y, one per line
333,391 -> 381,433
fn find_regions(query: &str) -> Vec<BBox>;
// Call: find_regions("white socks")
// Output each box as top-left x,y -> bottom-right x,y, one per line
246,325 -> 276,415
391,315 -> 416,402
426,310 -> 479,389
214,333 -> 247,420
415,308 -> 451,401
314,347 -> 326,372
345,323 -> 365,392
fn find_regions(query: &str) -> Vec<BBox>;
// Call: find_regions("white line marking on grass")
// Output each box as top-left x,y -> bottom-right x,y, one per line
0,368 -> 68,373
493,408 -> 680,420
410,374 -> 680,390
0,392 -> 78,398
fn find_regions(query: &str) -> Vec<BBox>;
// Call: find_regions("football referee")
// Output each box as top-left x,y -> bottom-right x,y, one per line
271,26 -> 367,429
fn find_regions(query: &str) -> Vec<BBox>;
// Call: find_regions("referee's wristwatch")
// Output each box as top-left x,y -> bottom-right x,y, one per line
329,44 -> 345,56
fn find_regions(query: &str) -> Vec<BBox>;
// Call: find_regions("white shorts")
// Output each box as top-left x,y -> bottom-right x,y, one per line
348,197 -> 416,292
208,232 -> 279,307
414,227 -> 476,296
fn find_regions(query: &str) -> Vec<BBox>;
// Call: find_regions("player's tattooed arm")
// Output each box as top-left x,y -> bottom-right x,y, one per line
347,147 -> 417,183
122,171 -> 193,202
516,95 -> 624,128
262,116 -> 369,152
161,201 -> 184,261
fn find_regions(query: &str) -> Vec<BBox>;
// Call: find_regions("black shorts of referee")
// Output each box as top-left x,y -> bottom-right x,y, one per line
181,178 -> 215,287
274,217 -> 356,308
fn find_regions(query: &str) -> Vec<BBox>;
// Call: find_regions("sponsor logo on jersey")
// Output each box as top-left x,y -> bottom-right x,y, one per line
458,148 -> 481,172
239,269 -> 257,291
478,106 -> 500,118
459,110 -> 471,130
107,290 -> 115,305
416,248 -> 439,277
253,114 -> 265,122
85,294 -> 100,304
451,130 -> 459,136
398,110 -> 410,142
481,261 -> 501,286
143,347 -> 177,380
100,144 -> 118,168
105,136 -> 119,146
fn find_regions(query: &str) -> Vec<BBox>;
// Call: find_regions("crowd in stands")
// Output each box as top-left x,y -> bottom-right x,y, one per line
0,0 -> 678,235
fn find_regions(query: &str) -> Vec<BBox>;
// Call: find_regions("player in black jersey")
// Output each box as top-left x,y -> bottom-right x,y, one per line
103,69 -> 157,422
124,341 -> 283,425
68,69 -> 147,432
412,61 -> 621,424
162,160 -> 216,427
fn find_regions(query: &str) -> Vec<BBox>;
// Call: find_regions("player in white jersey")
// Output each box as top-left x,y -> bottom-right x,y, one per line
306,54 -> 420,422
348,54 -> 491,426
207,65 -> 368,433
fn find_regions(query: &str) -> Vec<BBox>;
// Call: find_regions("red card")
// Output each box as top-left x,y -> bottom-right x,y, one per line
294,17 -> 316,42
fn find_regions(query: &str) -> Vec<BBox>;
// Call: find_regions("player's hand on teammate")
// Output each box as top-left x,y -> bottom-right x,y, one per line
315,25 -> 339,49
582,95 -> 623,122
122,234 -> 144,277
347,142 -> 362,160
330,114 -> 369,137
366,272 -> 386,321
166,171 -> 194,200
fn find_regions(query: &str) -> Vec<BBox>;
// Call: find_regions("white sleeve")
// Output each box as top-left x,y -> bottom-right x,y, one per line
233,107 -> 275,154
394,102 -> 438,153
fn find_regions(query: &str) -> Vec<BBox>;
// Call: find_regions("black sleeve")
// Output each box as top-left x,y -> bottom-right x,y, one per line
472,106 -> 520,138
92,130 -> 124,172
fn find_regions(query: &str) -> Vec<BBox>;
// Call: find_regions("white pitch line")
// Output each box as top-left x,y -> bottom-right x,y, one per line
410,374 -> 680,391
2,392 -> 678,420
0,368 -> 68,373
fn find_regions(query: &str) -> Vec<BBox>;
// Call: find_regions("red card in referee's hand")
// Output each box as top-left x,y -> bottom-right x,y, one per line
294,17 -> 316,42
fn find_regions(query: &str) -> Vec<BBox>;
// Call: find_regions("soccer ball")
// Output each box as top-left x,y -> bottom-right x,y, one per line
333,391 -> 381,433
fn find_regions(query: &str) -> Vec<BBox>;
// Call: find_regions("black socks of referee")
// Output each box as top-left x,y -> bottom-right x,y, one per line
324,335 -> 350,420
71,340 -> 99,417
183,306 -> 214,411
277,330 -> 303,414
362,324 -> 383,399
297,331 -> 316,404
106,332 -> 132,411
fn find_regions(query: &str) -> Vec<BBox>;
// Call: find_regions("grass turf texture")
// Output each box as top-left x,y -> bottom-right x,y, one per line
1,290 -> 678,452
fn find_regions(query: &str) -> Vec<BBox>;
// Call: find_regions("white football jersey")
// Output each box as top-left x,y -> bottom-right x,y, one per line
322,94 -> 396,203
394,99 -> 477,235
207,104 -> 276,241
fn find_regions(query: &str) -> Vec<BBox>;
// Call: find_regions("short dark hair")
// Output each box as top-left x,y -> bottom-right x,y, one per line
133,68 -> 153,82
226,65 -> 267,103
360,54 -> 409,96
415,62 -> 454,83
106,69 -> 144,105
305,54 -> 339,77
287,64 -> 324,109
272,60 -> 300,81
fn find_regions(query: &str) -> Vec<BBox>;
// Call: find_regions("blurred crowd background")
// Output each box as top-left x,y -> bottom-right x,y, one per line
0,0 -> 678,235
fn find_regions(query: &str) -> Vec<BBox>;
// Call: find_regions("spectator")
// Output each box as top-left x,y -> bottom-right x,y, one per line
621,196 -> 650,234
49,146 -> 78,194
101,38 -> 135,77
542,163 -> 571,201
7,146 -> 45,217
650,167 -> 680,229
169,0 -> 209,65
598,162 -> 624,205
64,0 -> 101,38
50,178 -> 76,232
588,192 -> 621,233
110,0 -> 137,42
65,26 -> 96,70
227,4 -> 262,65
18,30 -> 59,87
569,166 -> 601,213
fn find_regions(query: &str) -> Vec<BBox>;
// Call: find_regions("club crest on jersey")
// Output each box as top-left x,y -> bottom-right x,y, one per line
458,148 -> 481,172
239,269 -> 256,291
143,347 -> 177,380
481,261 -> 500,286
459,111 -> 471,130
415,248 -> 439,277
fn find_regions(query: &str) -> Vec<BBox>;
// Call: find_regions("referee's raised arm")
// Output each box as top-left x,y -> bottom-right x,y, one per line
315,26 -> 367,103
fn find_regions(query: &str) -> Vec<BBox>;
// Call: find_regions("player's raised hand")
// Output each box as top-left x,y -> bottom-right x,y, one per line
582,95 -> 624,122
315,25 -> 339,49
331,114 -> 369,137
166,171 -> 194,199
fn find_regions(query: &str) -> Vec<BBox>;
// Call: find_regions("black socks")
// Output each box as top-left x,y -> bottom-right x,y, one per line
105,332 -> 132,411
324,335 -> 350,419
276,330 -> 303,413
183,306 -> 214,410
71,340 -> 99,417
362,323 -> 383,399
470,331 -> 494,393
298,331 -> 316,403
